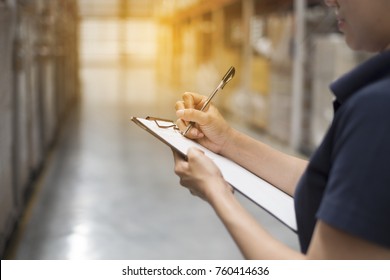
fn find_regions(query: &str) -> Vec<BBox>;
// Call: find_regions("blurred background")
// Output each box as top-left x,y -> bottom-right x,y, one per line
1,0 -> 369,259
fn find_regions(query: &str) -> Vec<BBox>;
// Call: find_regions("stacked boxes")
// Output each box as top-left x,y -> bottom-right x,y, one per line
267,14 -> 294,143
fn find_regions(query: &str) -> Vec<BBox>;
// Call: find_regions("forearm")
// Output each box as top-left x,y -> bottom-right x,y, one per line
210,188 -> 304,259
221,128 -> 308,197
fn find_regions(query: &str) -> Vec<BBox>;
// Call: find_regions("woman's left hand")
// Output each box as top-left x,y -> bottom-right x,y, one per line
172,147 -> 232,203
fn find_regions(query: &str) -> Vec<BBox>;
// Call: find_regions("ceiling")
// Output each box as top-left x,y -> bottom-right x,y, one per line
78,0 -> 156,18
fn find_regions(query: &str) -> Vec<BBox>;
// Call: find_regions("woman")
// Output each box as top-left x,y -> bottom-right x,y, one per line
172,0 -> 390,259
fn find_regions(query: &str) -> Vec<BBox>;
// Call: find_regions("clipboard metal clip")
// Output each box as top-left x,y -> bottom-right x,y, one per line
146,116 -> 180,131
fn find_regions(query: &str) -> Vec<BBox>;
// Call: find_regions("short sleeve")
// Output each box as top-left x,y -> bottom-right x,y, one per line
317,85 -> 390,248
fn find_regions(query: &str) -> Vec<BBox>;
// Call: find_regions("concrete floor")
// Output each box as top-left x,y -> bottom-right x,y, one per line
5,64 -> 299,260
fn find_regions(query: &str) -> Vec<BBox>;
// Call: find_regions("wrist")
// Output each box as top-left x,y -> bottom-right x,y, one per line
208,181 -> 235,208
220,126 -> 239,156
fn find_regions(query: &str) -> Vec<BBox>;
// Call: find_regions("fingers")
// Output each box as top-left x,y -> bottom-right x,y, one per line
175,108 -> 206,138
182,92 -> 194,110
172,149 -> 187,176
187,147 -> 205,159
173,147 -> 227,201
176,119 -> 204,140
176,108 -> 209,125
172,147 -> 204,173
183,92 -> 207,109
175,118 -> 203,139
175,92 -> 207,111
175,100 -> 185,111
175,92 -> 209,138
175,118 -> 186,131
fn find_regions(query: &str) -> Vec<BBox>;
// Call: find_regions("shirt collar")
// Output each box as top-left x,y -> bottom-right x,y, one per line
330,50 -> 390,105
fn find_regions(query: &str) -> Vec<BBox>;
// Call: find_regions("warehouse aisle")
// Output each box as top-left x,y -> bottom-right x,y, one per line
5,64 -> 299,260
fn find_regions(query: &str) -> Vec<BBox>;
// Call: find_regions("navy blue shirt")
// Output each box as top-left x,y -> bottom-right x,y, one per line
294,51 -> 390,253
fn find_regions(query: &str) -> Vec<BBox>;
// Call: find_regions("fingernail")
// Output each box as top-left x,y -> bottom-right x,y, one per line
176,110 -> 184,117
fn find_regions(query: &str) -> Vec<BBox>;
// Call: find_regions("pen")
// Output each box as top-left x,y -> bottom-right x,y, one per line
182,66 -> 235,136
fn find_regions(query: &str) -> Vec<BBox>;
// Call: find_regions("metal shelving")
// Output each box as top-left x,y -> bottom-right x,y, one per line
0,0 -> 80,257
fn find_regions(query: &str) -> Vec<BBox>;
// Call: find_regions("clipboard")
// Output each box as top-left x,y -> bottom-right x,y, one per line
131,116 -> 297,232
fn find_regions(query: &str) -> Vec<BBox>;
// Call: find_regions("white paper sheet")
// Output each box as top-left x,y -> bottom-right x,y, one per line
133,117 -> 297,231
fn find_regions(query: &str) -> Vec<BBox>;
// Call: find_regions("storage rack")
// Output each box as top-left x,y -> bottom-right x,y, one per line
0,0 -> 80,257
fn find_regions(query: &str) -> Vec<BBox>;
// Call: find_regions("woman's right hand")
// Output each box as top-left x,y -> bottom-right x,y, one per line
175,92 -> 233,154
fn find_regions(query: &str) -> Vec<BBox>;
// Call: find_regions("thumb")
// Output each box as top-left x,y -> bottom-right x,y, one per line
187,147 -> 205,157
186,148 -> 207,163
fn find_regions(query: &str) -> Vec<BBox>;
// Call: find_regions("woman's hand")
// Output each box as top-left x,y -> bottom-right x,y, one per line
175,92 -> 233,154
172,148 -> 232,203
